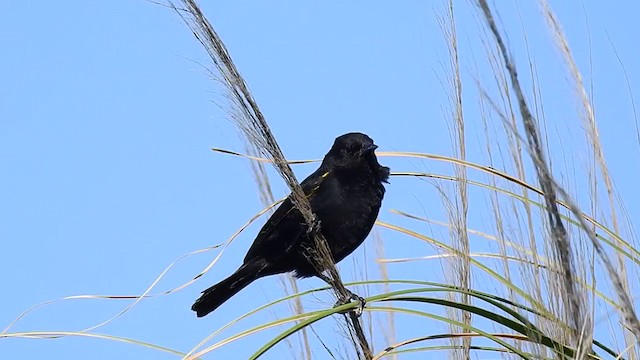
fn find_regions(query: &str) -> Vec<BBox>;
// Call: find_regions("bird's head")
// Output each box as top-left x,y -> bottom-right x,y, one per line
324,132 -> 390,183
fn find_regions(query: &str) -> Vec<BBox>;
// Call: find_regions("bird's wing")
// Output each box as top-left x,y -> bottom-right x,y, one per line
243,168 -> 331,263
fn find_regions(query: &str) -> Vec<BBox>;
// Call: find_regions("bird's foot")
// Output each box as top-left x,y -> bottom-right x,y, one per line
333,289 -> 366,317
306,215 -> 322,236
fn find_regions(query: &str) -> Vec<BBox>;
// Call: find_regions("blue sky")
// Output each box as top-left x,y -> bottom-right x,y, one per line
2,1 -> 640,359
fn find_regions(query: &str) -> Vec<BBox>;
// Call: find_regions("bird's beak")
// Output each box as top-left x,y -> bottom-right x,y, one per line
363,144 -> 378,154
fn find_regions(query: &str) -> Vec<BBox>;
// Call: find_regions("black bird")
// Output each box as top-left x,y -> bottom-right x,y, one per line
192,132 -> 389,317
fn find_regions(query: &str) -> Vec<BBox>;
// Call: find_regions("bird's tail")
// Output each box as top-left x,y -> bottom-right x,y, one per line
192,261 -> 263,317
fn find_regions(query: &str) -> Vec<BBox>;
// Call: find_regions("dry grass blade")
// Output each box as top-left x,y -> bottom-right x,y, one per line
541,2 -> 637,356
3,246 -> 219,336
373,232 -> 397,360
476,1 -> 589,353
477,0 -> 640,353
211,147 -> 316,165
172,0 -> 372,357
438,1 -> 472,358
243,138 -> 312,360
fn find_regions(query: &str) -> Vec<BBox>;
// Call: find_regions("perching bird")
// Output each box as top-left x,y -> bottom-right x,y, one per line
192,132 -> 389,317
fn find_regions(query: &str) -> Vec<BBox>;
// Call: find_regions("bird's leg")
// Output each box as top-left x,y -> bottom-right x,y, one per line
305,214 -> 322,236
334,289 -> 366,317
317,273 -> 366,317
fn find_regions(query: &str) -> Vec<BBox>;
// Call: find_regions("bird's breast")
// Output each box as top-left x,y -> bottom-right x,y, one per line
312,175 -> 383,235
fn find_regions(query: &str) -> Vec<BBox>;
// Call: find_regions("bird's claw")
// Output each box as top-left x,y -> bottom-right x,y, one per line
306,215 -> 321,236
334,290 -> 366,317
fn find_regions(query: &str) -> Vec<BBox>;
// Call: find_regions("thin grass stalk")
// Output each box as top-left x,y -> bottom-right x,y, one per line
244,139 -> 312,360
477,0 -> 640,355
374,232 -> 398,360
173,0 -> 373,357
477,1 -> 590,354
480,12 -> 549,355
540,2 -> 636,357
440,1 -> 472,358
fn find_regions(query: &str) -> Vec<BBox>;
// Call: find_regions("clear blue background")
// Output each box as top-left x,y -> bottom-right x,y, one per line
2,1 -> 639,359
